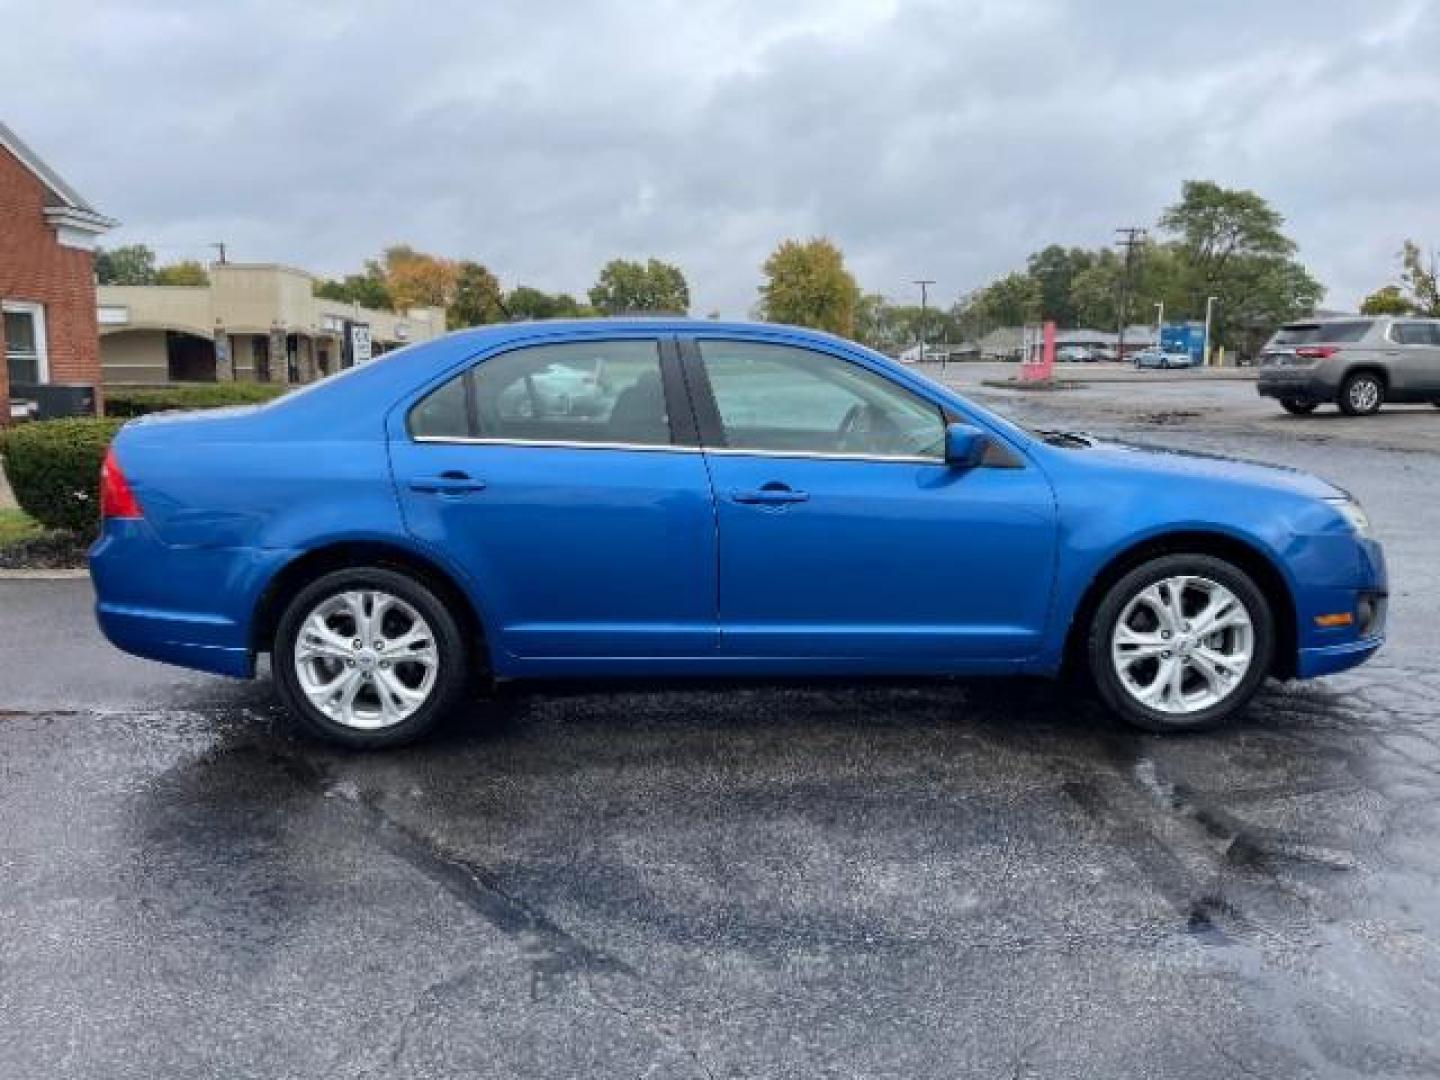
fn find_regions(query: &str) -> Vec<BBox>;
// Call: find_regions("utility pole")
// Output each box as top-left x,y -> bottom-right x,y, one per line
1203,295 -> 1218,366
210,242 -> 228,265
1114,227 -> 1146,362
913,278 -> 935,368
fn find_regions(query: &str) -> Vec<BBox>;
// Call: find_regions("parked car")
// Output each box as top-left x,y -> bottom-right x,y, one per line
1092,347 -> 1119,363
1256,316 -> 1440,416
1133,347 -> 1195,370
1057,345 -> 1098,363
91,320 -> 1387,748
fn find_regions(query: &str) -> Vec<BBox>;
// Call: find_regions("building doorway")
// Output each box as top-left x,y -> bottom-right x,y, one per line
251,335 -> 271,382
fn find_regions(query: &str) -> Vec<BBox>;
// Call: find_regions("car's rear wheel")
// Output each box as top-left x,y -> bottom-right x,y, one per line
1339,372 -> 1384,416
1280,398 -> 1318,415
273,567 -> 472,748
1087,554 -> 1274,733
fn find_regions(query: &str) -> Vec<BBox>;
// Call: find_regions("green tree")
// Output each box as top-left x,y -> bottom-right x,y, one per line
758,238 -> 861,335
504,286 -> 587,321
970,271 -> 1041,328
854,293 -> 901,351
154,260 -> 209,286
1025,245 -> 1094,326
588,258 -> 690,315
313,264 -> 392,309
1360,284 -> 1416,316
1069,251 -> 1123,329
1398,240 -> 1440,315
1158,180 -> 1295,282
448,261 -> 505,328
1155,182 -> 1319,350
94,244 -> 157,285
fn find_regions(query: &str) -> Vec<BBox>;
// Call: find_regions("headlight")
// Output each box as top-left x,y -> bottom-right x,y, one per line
1326,497 -> 1372,538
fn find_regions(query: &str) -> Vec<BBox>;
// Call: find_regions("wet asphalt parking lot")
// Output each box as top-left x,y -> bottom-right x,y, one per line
2,372 -> 1438,1078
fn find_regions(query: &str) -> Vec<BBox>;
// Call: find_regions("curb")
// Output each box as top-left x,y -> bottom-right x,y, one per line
0,568 -> 89,581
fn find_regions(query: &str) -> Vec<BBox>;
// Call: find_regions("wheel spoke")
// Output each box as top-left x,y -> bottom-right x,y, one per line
1188,653 -> 1228,696
296,621 -> 354,663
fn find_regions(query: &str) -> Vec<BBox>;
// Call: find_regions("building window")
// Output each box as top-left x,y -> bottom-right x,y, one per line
3,301 -> 49,386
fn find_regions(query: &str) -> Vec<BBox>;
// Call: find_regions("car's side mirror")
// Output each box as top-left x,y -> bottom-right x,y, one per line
944,422 -> 990,468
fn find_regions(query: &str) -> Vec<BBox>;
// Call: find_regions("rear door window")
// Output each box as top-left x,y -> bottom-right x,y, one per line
1392,322 -> 1440,346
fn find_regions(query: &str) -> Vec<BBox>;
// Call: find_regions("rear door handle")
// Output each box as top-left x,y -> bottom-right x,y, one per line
731,485 -> 809,506
408,471 -> 487,495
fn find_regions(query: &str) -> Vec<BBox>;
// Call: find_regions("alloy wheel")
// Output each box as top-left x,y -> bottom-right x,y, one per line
293,589 -> 440,730
1110,575 -> 1254,715
1347,378 -> 1380,413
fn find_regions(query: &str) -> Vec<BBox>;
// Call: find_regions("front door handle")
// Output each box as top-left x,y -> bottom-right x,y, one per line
408,471 -> 487,495
731,483 -> 809,506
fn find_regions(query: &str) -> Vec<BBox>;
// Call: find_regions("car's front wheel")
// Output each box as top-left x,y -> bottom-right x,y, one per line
1280,398 -> 1318,415
272,567 -> 473,748
1087,554 -> 1274,732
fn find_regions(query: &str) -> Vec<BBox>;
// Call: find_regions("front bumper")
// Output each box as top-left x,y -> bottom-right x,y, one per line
1292,537 -> 1387,680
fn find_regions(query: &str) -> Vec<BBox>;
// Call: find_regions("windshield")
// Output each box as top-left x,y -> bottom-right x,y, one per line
1272,320 -> 1372,345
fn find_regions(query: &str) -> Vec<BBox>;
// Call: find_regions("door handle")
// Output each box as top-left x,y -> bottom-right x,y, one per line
408,471 -> 487,495
731,484 -> 809,506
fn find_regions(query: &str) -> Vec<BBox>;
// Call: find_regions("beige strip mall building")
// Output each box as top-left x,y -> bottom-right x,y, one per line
97,263 -> 445,386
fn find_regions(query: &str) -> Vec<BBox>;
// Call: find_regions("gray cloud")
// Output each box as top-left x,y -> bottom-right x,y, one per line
4,0 -> 1436,315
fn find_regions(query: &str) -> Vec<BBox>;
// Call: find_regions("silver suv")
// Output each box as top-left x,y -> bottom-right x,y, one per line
1256,316 -> 1440,416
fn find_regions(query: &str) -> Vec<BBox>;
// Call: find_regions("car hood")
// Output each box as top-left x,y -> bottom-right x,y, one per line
1071,438 -> 1344,500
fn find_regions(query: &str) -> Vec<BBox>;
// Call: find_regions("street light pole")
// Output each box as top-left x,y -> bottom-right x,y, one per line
1203,295 -> 1219,367
913,279 -> 935,368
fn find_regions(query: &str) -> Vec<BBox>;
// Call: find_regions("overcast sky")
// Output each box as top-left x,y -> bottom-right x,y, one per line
3,0 -> 1436,316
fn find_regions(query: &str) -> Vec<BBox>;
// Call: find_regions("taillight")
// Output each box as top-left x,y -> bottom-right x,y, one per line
1295,345 -> 1340,359
100,448 -> 143,519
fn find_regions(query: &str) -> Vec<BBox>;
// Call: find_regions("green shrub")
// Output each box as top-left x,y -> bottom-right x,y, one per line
105,382 -> 287,418
0,418 -> 125,534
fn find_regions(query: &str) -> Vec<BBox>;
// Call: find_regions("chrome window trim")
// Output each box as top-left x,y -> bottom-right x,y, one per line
412,435 -> 692,454
410,434 -> 943,465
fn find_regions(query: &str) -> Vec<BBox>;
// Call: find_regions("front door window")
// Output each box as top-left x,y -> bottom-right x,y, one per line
695,340 -> 944,459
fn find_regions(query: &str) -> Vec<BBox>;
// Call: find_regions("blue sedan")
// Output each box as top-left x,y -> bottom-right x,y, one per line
90,320 -> 1387,747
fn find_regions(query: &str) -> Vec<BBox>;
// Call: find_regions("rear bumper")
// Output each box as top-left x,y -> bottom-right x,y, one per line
95,601 -> 253,677
89,519 -> 293,678
1256,369 -> 1336,400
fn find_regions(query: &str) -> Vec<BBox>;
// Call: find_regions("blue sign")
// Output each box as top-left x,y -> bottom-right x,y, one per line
1160,321 -> 1205,363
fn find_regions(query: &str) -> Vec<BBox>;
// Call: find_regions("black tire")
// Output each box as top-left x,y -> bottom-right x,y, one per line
1087,554 -> 1274,733
1280,398 -> 1318,415
272,567 -> 474,748
1338,372 -> 1384,416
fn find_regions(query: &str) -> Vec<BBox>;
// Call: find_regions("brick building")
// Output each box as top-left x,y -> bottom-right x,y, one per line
0,121 -> 115,422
